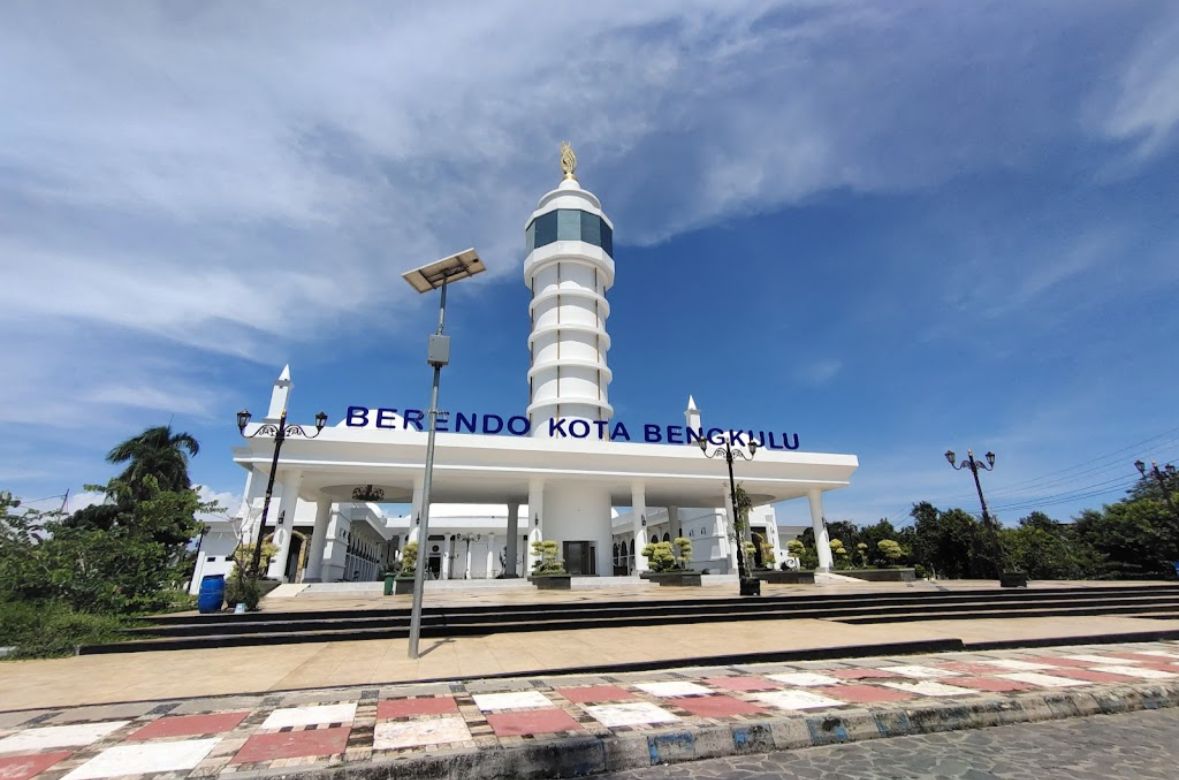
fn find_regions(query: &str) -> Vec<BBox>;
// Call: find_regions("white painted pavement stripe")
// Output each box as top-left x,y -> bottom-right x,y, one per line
374,717 -> 470,750
979,659 -> 1058,671
471,690 -> 553,711
750,690 -> 845,710
260,702 -> 357,730
1060,654 -> 1140,664
767,672 -> 842,687
1091,665 -> 1178,680
62,738 -> 219,780
584,702 -> 679,727
879,665 -> 961,679
0,721 -> 130,754
880,681 -> 977,697
998,672 -> 1088,688
633,681 -> 713,698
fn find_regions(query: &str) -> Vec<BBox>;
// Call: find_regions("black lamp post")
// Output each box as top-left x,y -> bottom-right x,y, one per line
945,448 -> 1008,582
700,435 -> 761,596
1134,459 -> 1179,519
237,407 -> 327,577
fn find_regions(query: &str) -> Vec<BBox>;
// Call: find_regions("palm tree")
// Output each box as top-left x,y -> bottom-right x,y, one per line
106,425 -> 200,498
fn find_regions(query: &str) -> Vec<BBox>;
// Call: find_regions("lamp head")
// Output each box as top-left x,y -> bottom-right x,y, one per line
944,449 -> 956,466
985,451 -> 996,468
1135,459 -> 1147,476
698,437 -> 708,453
315,410 -> 328,431
236,409 -> 252,434
749,439 -> 760,456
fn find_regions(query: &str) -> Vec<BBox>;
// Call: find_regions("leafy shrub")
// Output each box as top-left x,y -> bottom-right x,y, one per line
0,600 -> 126,658
225,575 -> 263,610
530,540 -> 565,575
397,541 -> 418,577
878,539 -> 904,565
642,541 -> 677,572
673,537 -> 693,569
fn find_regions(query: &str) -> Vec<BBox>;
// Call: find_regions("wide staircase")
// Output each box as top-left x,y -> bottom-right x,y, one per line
79,584 -> 1179,655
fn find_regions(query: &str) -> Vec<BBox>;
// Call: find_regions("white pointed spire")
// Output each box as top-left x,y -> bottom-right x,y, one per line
684,394 -> 701,437
267,364 -> 293,420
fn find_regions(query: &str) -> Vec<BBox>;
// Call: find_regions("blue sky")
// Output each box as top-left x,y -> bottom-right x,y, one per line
3,2 -> 1178,527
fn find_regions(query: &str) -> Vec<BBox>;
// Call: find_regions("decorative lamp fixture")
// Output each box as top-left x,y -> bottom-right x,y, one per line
985,451 -> 996,468
237,409 -> 252,433
1135,459 -> 1147,476
315,411 -> 328,431
641,514 -> 646,527
944,449 -> 956,466
352,484 -> 385,502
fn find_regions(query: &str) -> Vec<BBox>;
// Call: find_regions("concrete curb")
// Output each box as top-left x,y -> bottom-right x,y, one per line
236,681 -> 1179,779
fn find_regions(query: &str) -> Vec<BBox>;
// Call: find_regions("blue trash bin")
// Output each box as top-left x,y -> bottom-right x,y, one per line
197,574 -> 226,614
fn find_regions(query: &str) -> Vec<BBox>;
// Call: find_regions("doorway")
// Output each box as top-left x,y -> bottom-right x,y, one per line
563,541 -> 597,575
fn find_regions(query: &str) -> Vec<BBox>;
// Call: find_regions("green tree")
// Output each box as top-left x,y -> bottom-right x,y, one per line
909,503 -> 993,579
105,425 -> 200,500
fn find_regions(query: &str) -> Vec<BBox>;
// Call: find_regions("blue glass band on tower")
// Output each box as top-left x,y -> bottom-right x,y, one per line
526,209 -> 613,257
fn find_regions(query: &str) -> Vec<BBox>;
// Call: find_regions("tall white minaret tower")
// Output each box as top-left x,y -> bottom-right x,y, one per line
522,144 -> 616,578
523,142 -> 614,439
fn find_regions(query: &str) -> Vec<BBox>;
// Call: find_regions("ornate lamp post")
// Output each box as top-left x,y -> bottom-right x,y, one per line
1134,459 -> 1179,519
699,435 -> 761,596
236,408 -> 327,576
944,448 -> 1009,582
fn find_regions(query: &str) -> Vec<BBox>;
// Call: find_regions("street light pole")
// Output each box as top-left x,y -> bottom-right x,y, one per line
408,279 -> 448,659
237,408 -> 328,577
945,448 -> 1001,579
1134,459 -> 1179,519
400,249 -> 486,659
701,435 -> 761,596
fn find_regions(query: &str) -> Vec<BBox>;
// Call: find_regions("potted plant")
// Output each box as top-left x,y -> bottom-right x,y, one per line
528,540 -> 570,589
642,538 -> 701,586
758,538 -> 815,584
393,541 -> 419,594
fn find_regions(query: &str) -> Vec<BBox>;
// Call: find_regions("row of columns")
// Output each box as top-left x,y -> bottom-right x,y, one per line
246,469 -> 836,582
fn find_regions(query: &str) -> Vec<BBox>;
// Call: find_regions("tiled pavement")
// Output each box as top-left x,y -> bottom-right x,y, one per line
0,642 -> 1177,779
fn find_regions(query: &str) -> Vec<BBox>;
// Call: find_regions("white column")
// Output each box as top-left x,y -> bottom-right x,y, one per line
527,479 -> 544,574
505,502 -> 520,577
266,472 -> 302,580
464,537 -> 473,579
631,482 -> 649,572
722,483 -> 738,572
668,505 -> 682,540
808,488 -> 834,571
442,535 -> 452,580
407,476 -> 424,544
305,497 -> 332,581
486,534 -> 496,579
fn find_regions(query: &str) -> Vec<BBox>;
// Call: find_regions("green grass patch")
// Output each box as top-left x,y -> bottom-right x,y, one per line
0,599 -> 129,659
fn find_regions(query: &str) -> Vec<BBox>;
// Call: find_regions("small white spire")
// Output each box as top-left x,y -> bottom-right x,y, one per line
267,364 -> 293,420
684,394 -> 701,440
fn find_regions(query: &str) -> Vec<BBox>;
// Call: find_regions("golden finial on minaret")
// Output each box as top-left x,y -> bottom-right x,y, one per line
559,141 -> 577,181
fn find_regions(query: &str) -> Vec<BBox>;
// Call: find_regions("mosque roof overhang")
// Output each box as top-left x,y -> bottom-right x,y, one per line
232,426 -> 858,508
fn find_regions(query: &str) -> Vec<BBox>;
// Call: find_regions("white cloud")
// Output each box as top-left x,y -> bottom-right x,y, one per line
1093,13 -> 1179,161
0,0 -> 1171,453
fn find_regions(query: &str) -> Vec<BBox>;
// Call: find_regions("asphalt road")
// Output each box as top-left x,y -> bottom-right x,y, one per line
598,707 -> 1179,779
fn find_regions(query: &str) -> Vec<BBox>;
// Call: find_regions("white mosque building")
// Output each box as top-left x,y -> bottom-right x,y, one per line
189,150 -> 858,593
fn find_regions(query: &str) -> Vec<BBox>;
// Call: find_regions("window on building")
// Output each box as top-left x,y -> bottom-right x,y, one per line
525,209 -> 613,257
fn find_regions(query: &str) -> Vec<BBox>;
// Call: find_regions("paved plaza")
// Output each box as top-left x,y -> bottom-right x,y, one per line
601,706 -> 1179,779
0,641 -> 1177,778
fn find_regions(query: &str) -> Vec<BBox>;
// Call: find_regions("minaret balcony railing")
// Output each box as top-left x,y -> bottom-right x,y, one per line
527,357 -> 613,383
528,287 -> 611,318
527,322 -> 612,350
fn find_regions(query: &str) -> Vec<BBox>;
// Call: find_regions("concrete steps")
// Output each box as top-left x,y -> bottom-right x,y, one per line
78,584 -> 1179,655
